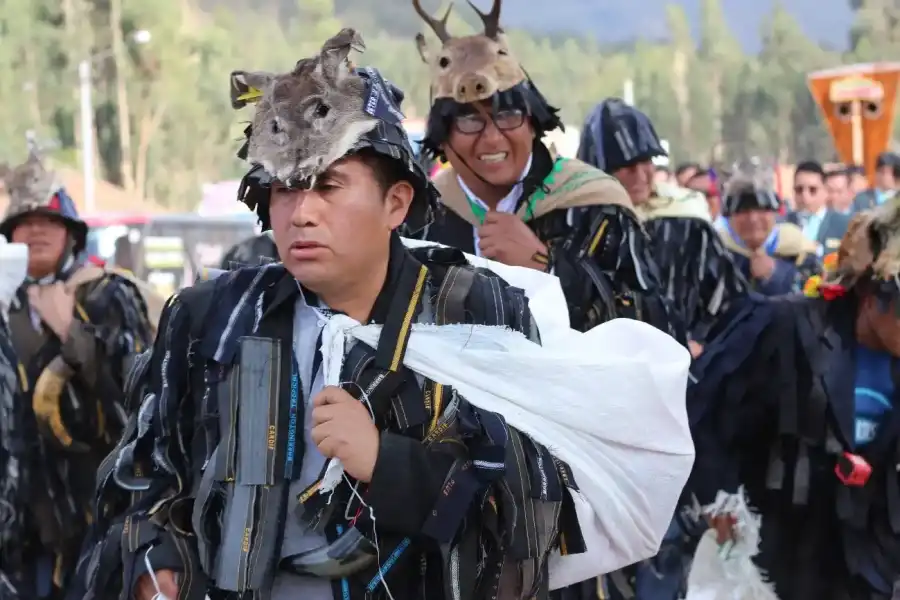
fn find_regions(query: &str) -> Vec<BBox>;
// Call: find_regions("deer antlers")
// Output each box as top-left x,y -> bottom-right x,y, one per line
412,0 -> 453,43
412,0 -> 503,42
466,0 -> 502,39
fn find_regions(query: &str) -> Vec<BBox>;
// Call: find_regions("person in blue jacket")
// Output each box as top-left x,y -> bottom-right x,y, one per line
689,201 -> 900,599
715,166 -> 819,296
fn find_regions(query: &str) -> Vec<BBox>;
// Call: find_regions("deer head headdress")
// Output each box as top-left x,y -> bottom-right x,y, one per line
413,0 -> 527,104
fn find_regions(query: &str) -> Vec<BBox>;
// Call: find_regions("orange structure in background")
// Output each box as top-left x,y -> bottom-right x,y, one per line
808,62 -> 900,186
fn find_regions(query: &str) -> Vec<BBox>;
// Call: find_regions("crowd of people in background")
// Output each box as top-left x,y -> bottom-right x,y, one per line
653,151 -> 900,260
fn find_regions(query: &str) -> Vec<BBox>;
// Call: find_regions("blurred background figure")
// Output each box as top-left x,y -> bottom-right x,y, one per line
852,151 -> 900,211
785,161 -> 850,254
824,166 -> 854,214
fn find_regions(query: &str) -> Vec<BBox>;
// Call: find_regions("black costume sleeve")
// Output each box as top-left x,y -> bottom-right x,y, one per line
80,289 -> 209,600
365,269 -> 542,536
644,217 -> 748,342
63,273 -> 154,397
550,204 -> 687,343
686,294 -> 800,505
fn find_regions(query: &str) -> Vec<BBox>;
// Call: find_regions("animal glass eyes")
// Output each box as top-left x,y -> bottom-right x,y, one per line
439,56 -> 450,68
315,103 -> 330,118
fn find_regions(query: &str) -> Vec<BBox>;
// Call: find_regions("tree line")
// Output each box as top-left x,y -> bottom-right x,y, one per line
0,0 -> 893,210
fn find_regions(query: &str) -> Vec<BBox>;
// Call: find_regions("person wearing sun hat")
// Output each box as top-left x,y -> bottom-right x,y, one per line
688,196 -> 900,599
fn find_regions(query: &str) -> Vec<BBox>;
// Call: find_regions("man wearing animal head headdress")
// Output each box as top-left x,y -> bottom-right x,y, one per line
407,0 -> 684,344
688,198 -> 900,599
578,99 -> 748,351
0,152 -> 155,599
79,29 -> 592,600
715,165 -> 820,296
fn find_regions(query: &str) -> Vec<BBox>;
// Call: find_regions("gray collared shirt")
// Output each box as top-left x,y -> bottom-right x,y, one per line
271,291 -> 333,600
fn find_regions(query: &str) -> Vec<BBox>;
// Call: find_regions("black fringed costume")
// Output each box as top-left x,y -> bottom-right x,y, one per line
219,232 -> 278,269
688,207 -> 900,599
578,98 -> 748,342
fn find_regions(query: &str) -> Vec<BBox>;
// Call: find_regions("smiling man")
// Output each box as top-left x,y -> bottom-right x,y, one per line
407,0 -> 682,342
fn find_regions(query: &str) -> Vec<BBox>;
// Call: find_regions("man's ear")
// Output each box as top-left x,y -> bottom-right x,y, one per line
385,180 -> 416,229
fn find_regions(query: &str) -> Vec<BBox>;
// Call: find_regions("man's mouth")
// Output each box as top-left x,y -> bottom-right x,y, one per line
478,152 -> 508,164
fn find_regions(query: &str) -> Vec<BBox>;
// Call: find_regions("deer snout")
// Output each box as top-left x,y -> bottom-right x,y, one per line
454,73 -> 495,104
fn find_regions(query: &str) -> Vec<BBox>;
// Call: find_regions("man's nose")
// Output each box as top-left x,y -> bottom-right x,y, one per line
290,190 -> 322,227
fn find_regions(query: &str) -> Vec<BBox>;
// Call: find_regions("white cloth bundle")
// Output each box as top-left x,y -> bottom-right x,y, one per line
0,236 -> 27,318
319,240 -> 695,587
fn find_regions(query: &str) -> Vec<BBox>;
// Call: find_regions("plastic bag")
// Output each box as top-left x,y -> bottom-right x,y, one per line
320,302 -> 694,586
684,490 -> 778,600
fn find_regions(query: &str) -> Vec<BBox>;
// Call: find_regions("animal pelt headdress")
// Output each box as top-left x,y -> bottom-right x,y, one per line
0,151 -> 87,254
826,199 -> 900,301
229,28 -> 437,234
414,0 -> 562,157
720,163 -> 781,217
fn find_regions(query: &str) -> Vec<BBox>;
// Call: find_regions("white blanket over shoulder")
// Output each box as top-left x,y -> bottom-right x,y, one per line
318,239 -> 695,588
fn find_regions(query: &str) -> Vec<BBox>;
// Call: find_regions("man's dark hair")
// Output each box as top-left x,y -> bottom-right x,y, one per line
795,160 -> 825,180
825,168 -> 849,184
655,165 -> 670,174
876,152 -> 900,178
354,148 -> 412,195
675,162 -> 701,179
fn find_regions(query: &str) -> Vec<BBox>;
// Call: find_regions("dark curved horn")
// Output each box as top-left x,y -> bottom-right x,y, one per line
466,0 -> 501,38
412,0 -> 453,43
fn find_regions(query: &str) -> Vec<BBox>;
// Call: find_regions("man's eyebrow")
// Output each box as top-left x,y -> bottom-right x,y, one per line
319,167 -> 350,184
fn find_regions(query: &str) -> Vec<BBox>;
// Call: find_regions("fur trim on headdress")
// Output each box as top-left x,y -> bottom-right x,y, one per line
826,200 -> 900,292
1,151 -> 64,216
230,28 -> 380,187
0,151 -> 87,253
721,162 -> 780,216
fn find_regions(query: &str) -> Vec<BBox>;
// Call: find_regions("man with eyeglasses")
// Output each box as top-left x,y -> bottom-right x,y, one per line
408,0 -> 683,345
787,161 -> 850,256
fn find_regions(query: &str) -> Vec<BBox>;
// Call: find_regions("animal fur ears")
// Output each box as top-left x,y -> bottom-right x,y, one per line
230,71 -> 276,110
318,28 -> 366,80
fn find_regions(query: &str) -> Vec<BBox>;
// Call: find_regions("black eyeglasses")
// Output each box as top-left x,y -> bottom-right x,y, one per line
453,109 -> 525,134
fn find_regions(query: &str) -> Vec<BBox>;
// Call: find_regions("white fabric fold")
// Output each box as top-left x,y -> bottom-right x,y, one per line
317,239 -> 694,586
